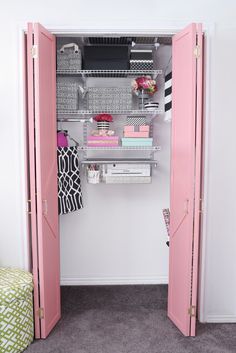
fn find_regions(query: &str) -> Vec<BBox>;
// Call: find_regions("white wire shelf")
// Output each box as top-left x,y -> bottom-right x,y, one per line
57,117 -> 93,123
77,146 -> 160,151
80,158 -> 158,165
57,109 -> 163,116
56,69 -> 162,78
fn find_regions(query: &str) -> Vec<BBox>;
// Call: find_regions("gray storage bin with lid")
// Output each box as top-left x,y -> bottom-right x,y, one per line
57,43 -> 82,70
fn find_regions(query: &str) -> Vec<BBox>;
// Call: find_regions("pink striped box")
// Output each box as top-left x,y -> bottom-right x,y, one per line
87,136 -> 119,147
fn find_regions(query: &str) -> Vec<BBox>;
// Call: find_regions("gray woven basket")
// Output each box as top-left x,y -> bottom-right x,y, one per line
86,87 -> 132,111
57,81 -> 78,111
57,43 -> 82,70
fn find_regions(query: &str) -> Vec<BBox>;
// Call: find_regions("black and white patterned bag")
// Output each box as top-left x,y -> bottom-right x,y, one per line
57,147 -> 83,215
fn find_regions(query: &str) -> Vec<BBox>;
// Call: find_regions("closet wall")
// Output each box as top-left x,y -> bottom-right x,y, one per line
59,43 -> 172,285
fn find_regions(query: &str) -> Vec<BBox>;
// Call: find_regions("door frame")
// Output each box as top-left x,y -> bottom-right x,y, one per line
17,21 -> 214,324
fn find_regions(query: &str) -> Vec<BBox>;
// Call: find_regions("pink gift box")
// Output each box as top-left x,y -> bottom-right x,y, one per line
124,126 -> 135,132
124,131 -> 149,138
87,135 -> 119,147
139,125 -> 150,132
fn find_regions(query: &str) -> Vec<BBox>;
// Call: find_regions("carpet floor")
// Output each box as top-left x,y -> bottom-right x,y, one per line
25,285 -> 236,353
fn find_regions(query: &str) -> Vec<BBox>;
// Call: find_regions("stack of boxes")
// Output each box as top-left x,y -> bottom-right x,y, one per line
122,122 -> 153,147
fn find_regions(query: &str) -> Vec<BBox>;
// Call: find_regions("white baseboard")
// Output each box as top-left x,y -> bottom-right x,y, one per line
205,315 -> 236,323
60,276 -> 168,286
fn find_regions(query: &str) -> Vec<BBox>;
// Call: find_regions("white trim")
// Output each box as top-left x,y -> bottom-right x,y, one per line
198,23 -> 215,323
204,315 -> 236,323
16,24 -> 30,271
18,23 -> 183,36
19,21 -> 211,36
60,276 -> 168,286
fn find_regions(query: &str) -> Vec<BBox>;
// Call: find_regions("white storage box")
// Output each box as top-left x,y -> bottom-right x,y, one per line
104,176 -> 152,184
103,164 -> 151,177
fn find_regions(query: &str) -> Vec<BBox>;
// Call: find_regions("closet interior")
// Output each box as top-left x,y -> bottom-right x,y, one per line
56,34 -> 172,283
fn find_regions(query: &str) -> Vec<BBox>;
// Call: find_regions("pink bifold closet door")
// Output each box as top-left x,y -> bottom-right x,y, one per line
27,23 -> 60,339
168,23 -> 203,336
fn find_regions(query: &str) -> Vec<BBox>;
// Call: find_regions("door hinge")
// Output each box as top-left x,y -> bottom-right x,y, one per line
42,199 -> 48,216
27,199 -> 32,214
199,198 -> 204,214
194,45 -> 201,59
37,307 -> 44,319
188,305 -> 196,317
31,45 -> 38,59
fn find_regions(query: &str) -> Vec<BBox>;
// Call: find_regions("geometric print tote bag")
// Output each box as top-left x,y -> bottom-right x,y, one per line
57,146 -> 83,215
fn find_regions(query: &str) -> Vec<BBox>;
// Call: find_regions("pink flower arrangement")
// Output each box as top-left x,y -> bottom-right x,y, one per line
93,114 -> 113,122
132,76 -> 157,95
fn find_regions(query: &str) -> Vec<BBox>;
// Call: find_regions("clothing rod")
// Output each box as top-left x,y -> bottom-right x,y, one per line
80,159 -> 158,166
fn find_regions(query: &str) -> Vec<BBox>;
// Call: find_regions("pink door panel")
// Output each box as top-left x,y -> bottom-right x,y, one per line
26,23 -> 40,339
190,23 -> 204,336
168,23 -> 203,336
28,22 -> 61,338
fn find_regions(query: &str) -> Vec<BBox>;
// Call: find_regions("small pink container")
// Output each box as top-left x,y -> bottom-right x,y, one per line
124,126 -> 135,132
139,125 -> 150,132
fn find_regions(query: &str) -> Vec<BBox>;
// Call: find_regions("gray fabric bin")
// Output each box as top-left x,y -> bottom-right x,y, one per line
57,43 -> 82,70
57,81 -> 78,111
86,87 -> 132,111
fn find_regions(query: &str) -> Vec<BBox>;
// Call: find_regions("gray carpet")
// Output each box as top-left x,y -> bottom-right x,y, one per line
25,285 -> 236,353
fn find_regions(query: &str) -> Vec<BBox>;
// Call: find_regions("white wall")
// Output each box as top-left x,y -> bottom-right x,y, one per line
59,45 -> 171,285
0,0 -> 236,322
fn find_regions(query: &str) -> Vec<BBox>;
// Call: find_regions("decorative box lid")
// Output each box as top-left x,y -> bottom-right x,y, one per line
0,268 -> 33,305
130,49 -> 153,60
